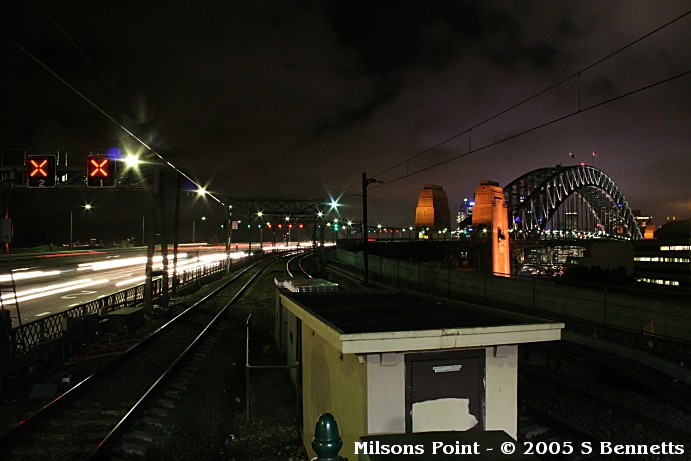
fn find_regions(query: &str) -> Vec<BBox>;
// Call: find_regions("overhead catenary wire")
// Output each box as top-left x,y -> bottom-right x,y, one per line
31,0 -> 126,102
370,69 -> 691,190
355,8 -> 691,192
0,30 -> 225,207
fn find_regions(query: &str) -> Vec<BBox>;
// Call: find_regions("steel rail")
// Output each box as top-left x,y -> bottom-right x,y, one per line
522,368 -> 691,443
297,253 -> 313,279
87,254 -> 280,459
0,253 -> 284,459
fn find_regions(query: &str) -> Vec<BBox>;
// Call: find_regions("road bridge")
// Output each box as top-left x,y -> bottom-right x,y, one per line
505,164 -> 642,240
458,164 -> 642,241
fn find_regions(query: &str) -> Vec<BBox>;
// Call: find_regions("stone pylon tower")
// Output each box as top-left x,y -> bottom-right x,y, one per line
472,180 -> 510,277
415,184 -> 451,238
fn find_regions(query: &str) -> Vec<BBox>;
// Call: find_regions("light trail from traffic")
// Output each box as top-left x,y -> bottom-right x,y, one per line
2,278 -> 111,304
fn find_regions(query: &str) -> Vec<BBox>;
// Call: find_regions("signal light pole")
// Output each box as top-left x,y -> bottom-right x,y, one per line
362,172 -> 378,285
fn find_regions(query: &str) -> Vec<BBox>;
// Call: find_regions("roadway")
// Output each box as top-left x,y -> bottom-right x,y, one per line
0,245 -> 239,326
0,241 -> 317,326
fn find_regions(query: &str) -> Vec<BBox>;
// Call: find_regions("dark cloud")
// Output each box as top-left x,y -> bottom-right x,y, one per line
0,0 -> 689,243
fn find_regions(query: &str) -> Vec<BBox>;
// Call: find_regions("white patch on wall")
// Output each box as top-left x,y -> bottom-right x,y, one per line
412,398 -> 478,432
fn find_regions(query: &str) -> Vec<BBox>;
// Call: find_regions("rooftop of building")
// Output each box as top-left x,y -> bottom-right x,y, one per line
285,291 -> 540,334
279,289 -> 563,353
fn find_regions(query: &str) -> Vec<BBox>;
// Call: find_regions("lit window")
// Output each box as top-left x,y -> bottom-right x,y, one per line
660,245 -> 691,251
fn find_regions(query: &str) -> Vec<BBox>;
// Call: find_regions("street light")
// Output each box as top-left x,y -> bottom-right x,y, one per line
362,172 -> 380,285
283,216 -> 292,244
328,196 -> 340,213
257,211 -> 264,249
332,218 -> 340,243
70,203 -> 92,249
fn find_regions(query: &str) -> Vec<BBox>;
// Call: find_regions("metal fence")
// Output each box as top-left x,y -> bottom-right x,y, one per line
6,258 -> 230,361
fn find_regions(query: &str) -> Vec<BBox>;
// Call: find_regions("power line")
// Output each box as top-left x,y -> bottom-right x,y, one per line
360,8 -> 691,189
32,0 -> 126,101
0,30 -> 225,207
370,69 -> 691,190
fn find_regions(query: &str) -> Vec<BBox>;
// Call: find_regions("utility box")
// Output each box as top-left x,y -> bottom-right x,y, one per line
276,290 -> 564,460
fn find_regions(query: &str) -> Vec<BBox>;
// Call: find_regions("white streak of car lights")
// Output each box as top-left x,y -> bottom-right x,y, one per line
78,253 -> 188,271
115,275 -> 146,287
0,270 -> 61,282
115,259 -> 208,286
1,278 -> 110,303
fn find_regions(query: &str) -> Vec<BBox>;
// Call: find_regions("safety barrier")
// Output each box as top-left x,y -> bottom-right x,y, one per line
5,258 -> 230,362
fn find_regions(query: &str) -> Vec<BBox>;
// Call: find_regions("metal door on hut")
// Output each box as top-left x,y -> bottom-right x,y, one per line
405,349 -> 485,433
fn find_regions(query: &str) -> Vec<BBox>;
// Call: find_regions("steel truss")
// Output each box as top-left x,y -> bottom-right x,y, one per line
227,197 -> 327,222
504,164 -> 642,239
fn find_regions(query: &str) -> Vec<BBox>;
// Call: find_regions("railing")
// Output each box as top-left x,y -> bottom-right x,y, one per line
5,258 -> 232,362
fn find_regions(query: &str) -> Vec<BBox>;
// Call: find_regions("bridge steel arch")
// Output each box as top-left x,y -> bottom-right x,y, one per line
504,164 -> 642,240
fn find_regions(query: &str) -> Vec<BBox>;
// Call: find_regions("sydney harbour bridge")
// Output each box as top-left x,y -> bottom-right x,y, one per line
427,163 -> 645,276
503,164 -> 642,241
455,164 -> 643,242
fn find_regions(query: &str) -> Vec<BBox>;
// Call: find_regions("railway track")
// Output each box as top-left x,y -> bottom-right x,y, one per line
285,253 -> 313,279
523,367 -> 691,442
0,253 -> 290,460
519,365 -> 691,461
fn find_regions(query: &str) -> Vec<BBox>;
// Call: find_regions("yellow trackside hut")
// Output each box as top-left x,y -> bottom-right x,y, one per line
275,290 -> 564,460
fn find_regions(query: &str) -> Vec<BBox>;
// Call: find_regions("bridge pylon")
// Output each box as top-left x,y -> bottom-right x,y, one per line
472,180 -> 510,277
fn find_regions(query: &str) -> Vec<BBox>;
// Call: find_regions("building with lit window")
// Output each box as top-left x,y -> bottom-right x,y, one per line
633,219 -> 690,292
632,210 -> 656,239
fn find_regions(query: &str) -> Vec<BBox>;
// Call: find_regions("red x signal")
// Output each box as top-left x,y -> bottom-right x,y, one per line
30,159 -> 48,177
86,155 -> 116,187
89,158 -> 109,177
26,155 -> 56,188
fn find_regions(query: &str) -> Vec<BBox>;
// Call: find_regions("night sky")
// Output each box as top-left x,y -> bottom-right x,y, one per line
1,1 -> 690,244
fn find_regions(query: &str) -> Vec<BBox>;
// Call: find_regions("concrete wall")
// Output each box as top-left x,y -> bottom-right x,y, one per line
301,323 -> 368,460
333,249 -> 691,341
485,345 -> 518,438
366,352 -> 406,434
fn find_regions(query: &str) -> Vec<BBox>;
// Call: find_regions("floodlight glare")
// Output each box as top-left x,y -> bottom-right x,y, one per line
124,154 -> 141,169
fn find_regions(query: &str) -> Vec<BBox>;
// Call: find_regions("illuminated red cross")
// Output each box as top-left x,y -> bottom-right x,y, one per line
89,158 -> 109,177
30,159 -> 48,177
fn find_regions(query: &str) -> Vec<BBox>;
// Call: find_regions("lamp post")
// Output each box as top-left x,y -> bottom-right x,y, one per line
362,172 -> 378,285
332,218 -> 339,244
257,211 -> 264,249
70,203 -> 92,249
192,216 -> 207,243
